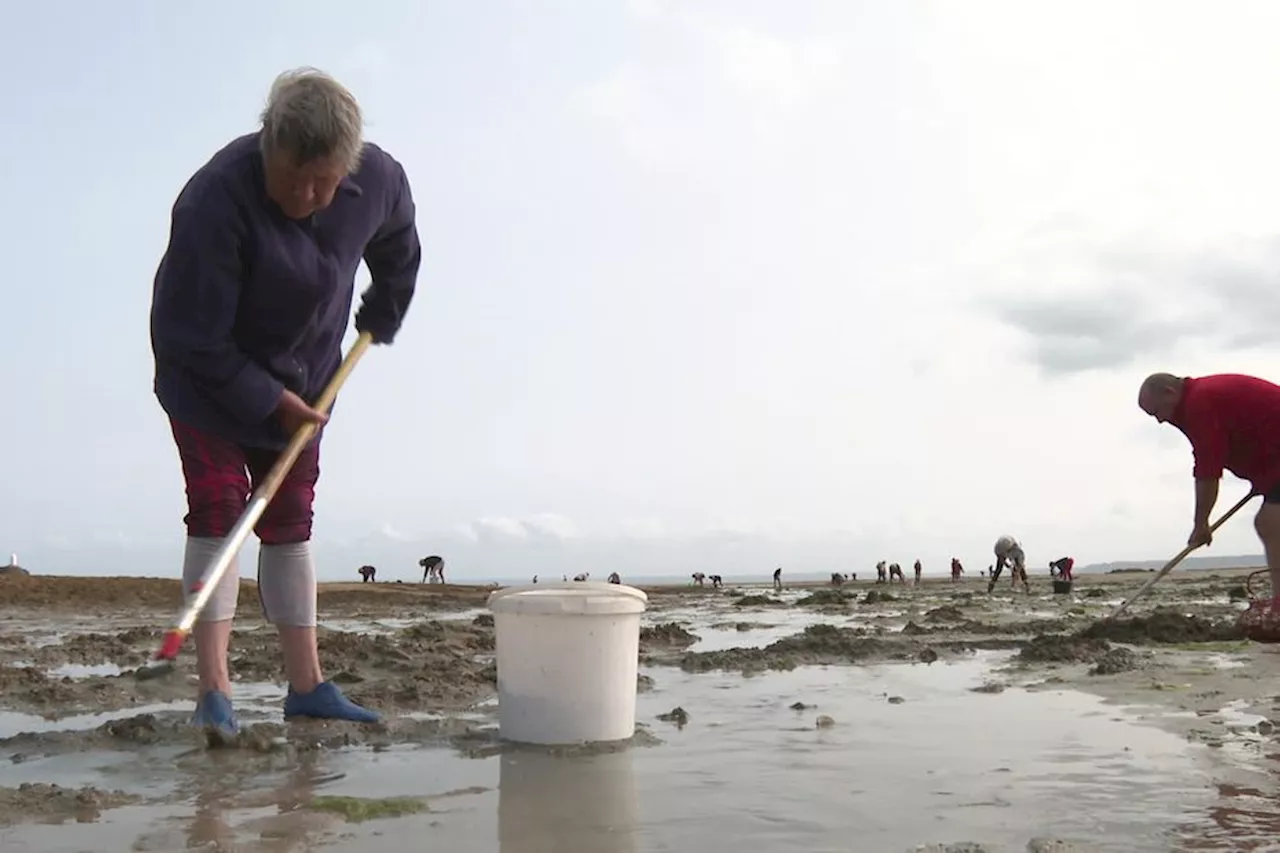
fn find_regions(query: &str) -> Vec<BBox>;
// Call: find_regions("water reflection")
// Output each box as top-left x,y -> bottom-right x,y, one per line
1175,781 -> 1280,851
499,747 -> 637,853
180,749 -> 346,850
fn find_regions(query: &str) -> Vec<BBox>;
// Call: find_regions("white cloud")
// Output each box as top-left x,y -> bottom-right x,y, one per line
624,0 -> 675,23
566,13 -> 846,170
470,516 -> 530,542
459,513 -> 583,542
617,517 -> 666,539
378,521 -> 415,542
565,62 -> 701,169
522,512 -> 581,540
712,28 -> 840,106
21,2 -> 1280,585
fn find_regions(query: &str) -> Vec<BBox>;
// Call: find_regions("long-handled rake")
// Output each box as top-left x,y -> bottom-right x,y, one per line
1108,492 -> 1255,620
134,331 -> 374,680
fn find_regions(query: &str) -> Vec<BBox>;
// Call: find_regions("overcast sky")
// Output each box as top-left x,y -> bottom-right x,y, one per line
4,0 -> 1280,582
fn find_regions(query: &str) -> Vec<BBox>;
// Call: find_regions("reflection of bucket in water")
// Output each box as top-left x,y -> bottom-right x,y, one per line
498,747 -> 638,853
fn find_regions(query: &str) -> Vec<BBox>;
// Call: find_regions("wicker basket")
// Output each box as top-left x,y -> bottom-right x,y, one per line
1237,569 -> 1280,643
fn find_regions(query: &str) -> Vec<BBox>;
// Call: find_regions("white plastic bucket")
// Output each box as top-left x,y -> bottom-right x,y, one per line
487,582 -> 649,745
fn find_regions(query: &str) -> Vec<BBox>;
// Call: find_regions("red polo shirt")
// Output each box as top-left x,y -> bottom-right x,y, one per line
1170,374 -> 1280,493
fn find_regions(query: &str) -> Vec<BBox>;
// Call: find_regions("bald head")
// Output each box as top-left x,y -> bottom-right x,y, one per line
1138,372 -> 1184,423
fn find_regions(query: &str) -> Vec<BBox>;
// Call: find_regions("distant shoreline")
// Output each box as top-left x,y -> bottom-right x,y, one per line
1078,553 -> 1266,574
0,560 -> 1267,591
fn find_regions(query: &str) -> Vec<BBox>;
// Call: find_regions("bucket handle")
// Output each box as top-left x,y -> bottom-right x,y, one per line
486,580 -> 649,608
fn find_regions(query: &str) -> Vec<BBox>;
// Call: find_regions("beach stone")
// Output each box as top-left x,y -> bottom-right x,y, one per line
656,706 -> 688,727
815,714 -> 835,728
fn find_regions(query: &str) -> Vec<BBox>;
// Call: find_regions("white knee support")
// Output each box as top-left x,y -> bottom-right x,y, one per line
182,536 -> 239,623
257,542 -> 317,627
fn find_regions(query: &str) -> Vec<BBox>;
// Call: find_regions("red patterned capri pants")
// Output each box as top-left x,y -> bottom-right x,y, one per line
169,418 -> 321,545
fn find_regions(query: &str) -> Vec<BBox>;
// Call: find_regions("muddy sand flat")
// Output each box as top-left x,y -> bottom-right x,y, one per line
0,568 -> 1278,852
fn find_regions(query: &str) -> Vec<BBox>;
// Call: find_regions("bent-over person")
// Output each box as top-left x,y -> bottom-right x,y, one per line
1139,372 -> 1280,632
150,68 -> 421,742
989,535 -> 1029,594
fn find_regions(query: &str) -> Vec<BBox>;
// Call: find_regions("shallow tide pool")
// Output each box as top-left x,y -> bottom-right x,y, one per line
1,651 -> 1267,852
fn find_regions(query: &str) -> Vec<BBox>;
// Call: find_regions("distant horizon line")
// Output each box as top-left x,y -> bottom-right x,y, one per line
6,554 -> 1267,585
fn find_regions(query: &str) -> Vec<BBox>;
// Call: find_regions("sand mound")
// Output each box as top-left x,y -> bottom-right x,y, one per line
0,576 -> 492,613
1018,634 -> 1111,663
1079,608 -> 1244,645
0,782 -> 139,827
640,622 -> 701,648
924,605 -> 966,623
796,589 -> 856,607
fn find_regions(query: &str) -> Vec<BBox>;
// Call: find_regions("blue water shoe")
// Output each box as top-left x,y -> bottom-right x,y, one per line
283,681 -> 381,724
192,689 -> 239,745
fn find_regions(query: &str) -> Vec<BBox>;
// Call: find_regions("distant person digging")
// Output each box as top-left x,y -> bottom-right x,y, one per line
1139,371 -> 1280,637
607,572 -> 621,584
357,565 -> 376,583
1049,556 -> 1074,582
914,559 -> 922,585
989,535 -> 1030,594
875,561 -> 887,583
709,574 -> 723,588
950,558 -> 964,582
419,555 -> 444,584
888,562 -> 906,584
773,567 -> 783,591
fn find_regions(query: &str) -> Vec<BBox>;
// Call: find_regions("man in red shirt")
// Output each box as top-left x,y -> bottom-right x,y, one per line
1138,372 -> 1280,611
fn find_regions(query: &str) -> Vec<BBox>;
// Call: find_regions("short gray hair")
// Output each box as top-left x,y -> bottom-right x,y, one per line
259,67 -> 364,173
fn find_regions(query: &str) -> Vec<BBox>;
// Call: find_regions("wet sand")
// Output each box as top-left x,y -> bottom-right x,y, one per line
1,569 -> 1279,851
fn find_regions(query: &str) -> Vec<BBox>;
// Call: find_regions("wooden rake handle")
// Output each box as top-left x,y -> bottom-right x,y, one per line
252,331 -> 374,501
151,331 -> 375,661
1108,491 -> 1256,620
